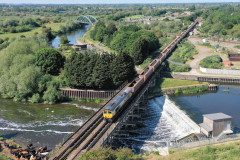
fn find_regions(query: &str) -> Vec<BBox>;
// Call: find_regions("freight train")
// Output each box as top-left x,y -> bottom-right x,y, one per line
103,20 -> 198,122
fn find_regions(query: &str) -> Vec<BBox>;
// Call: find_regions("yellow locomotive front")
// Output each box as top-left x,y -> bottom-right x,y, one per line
103,110 -> 114,119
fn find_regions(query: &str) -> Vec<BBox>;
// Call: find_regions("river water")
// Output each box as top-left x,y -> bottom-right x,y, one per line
51,24 -> 89,48
0,99 -> 98,149
128,85 -> 240,153
1,85 -> 240,151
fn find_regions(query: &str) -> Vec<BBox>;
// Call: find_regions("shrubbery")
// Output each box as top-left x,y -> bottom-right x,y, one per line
200,55 -> 223,69
168,63 -> 191,72
90,21 -> 160,65
0,18 -> 42,34
170,41 -> 197,64
0,37 -> 64,104
164,41 -> 196,72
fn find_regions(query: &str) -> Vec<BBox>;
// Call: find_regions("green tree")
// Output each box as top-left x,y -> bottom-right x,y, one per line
35,48 -> 65,75
42,26 -> 55,41
92,54 -> 114,89
111,53 -> 136,86
130,37 -> 149,65
60,35 -> 69,45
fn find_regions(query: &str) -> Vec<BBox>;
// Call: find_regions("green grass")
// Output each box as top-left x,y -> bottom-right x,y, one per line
124,14 -> 145,20
80,140 -> 240,160
160,78 -> 208,89
147,140 -> 240,160
0,22 -> 63,39
0,154 -> 11,160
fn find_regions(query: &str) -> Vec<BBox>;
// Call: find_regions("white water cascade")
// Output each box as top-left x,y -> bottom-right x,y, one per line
126,96 -> 200,155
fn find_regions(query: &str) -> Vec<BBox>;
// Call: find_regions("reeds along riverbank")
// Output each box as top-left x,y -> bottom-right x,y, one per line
149,84 -> 218,98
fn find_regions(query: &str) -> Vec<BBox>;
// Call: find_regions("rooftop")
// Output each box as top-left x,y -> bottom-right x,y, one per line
203,113 -> 232,121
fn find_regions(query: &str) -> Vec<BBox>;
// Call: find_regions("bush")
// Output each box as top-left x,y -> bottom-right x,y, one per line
35,48 -> 65,75
29,93 -> 41,103
168,63 -> 191,72
170,41 -> 197,64
43,85 -> 61,104
200,55 -> 223,69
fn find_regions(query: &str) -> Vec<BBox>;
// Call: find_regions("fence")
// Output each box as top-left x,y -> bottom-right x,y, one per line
60,82 -> 128,100
200,67 -> 240,76
170,133 -> 240,149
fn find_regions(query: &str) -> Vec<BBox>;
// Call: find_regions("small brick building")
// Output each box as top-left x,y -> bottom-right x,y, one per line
228,54 -> 240,61
200,113 -> 232,137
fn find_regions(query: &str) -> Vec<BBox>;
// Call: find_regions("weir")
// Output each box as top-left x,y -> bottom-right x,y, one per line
113,96 -> 201,155
161,96 -> 201,138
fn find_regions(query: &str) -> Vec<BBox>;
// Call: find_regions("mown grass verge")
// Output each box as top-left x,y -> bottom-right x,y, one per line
79,140 -> 240,160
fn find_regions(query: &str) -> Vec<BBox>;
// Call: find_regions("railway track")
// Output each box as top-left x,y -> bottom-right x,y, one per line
48,19 -> 199,160
48,85 -> 130,160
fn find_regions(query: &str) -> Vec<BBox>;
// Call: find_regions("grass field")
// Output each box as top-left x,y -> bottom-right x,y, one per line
160,78 -> 208,89
0,22 -> 63,39
145,140 -> 240,160
124,14 -> 145,20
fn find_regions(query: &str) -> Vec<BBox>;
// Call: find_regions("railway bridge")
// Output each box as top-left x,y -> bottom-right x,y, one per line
48,19 -> 199,160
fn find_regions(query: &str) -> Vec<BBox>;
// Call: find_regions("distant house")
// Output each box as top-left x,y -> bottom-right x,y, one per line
200,113 -> 233,137
72,41 -> 88,51
228,53 -> 240,61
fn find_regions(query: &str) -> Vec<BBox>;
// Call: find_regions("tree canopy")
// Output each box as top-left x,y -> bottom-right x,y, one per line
35,48 -> 65,76
64,50 -> 136,90
90,21 -> 160,65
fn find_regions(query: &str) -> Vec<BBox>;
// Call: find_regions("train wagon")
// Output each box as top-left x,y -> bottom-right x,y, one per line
103,89 -> 132,122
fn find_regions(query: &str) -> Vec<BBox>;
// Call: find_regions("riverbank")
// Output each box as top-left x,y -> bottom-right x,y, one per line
150,78 -> 212,97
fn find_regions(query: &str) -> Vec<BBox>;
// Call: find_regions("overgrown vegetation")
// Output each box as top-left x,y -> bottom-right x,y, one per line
170,41 -> 197,63
173,85 -> 209,96
0,37 -> 64,104
151,78 -> 209,96
90,21 -> 160,65
164,41 -> 197,72
200,5 -> 240,39
200,55 -> 223,69
0,18 -> 41,34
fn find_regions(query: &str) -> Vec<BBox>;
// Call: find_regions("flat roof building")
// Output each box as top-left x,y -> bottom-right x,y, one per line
200,113 -> 232,138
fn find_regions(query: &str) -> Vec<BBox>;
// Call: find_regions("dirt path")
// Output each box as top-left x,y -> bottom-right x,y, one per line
187,36 -> 228,74
189,36 -> 240,53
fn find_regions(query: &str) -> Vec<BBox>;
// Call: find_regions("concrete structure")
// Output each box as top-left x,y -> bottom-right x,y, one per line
200,67 -> 240,76
200,113 -> 232,137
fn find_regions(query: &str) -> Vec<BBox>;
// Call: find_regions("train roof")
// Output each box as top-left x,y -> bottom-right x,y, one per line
105,92 -> 129,111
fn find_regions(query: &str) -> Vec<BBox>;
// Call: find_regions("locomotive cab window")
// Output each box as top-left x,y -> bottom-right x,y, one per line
104,110 -> 111,114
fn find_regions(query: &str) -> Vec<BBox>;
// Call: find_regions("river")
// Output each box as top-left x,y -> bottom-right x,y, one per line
51,24 -> 89,48
0,99 -> 98,149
